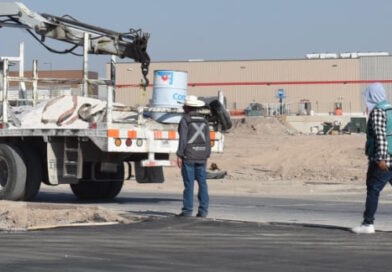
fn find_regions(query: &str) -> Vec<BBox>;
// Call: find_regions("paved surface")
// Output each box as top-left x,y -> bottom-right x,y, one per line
1,187 -> 390,271
36,187 -> 392,231
1,217 -> 392,271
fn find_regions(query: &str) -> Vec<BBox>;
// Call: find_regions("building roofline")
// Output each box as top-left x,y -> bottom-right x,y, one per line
114,57 -> 363,65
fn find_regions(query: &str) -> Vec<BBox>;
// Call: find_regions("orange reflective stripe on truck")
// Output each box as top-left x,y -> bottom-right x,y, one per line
107,129 -> 119,138
154,130 -> 178,140
154,131 -> 163,139
128,130 -> 137,139
168,130 -> 177,139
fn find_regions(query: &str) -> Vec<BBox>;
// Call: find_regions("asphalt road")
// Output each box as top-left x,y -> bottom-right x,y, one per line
36,187 -> 392,231
1,187 -> 392,271
1,217 -> 392,272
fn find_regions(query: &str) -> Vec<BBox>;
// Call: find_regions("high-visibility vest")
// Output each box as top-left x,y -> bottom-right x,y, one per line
183,113 -> 210,161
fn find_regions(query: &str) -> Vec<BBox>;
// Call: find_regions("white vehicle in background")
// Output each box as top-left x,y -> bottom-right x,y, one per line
0,2 -> 229,201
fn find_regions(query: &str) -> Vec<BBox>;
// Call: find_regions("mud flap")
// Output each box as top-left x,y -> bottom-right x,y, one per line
134,161 -> 164,183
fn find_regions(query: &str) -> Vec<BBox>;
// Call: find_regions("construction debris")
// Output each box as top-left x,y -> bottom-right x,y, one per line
207,162 -> 227,180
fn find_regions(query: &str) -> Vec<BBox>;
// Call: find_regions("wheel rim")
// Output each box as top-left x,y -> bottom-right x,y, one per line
0,155 -> 9,190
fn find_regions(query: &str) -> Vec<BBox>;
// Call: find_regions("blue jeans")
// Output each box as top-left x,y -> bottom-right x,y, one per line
181,161 -> 209,216
363,162 -> 392,224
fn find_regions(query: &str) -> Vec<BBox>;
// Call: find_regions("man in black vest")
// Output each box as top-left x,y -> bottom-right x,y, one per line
176,95 -> 211,217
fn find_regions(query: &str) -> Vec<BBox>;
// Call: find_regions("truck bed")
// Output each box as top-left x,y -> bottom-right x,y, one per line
0,95 -> 224,158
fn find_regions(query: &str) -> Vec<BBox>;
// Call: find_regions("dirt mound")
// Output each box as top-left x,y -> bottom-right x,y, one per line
0,201 -> 138,231
211,127 -> 366,183
164,117 -> 366,185
230,116 -> 296,136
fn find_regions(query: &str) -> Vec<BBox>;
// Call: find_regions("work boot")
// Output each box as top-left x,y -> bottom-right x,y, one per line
352,224 -> 375,234
176,212 -> 192,217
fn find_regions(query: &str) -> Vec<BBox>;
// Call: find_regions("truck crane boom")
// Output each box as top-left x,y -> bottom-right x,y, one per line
0,2 -> 150,87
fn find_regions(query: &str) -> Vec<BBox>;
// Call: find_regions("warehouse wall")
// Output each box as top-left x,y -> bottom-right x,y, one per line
360,56 -> 392,112
111,59 -> 362,114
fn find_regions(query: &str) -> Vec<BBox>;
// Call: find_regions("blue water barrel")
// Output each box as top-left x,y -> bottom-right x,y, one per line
152,70 -> 187,123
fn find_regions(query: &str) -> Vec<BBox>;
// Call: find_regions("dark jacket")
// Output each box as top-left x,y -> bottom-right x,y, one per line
176,112 -> 211,163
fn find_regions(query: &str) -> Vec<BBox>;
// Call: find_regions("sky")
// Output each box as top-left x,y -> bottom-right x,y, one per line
0,0 -> 391,77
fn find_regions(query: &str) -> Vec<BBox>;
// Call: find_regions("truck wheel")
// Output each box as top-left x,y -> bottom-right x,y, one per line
21,145 -> 43,201
98,163 -> 124,199
70,181 -> 108,200
102,179 -> 124,199
70,163 -> 124,200
209,100 -> 232,131
0,144 -> 27,201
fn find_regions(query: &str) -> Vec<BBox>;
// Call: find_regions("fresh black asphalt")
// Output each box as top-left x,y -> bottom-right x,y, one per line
1,216 -> 392,271
35,189 -> 392,231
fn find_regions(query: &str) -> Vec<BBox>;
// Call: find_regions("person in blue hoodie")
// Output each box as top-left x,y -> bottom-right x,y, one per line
353,83 -> 392,234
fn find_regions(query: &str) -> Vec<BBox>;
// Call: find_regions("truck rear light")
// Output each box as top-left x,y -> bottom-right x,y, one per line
125,138 -> 132,146
0,123 -> 3,129
136,139 -> 143,147
114,138 -> 122,146
210,140 -> 215,147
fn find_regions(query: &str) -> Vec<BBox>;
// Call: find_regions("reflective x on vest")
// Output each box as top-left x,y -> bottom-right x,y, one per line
187,123 -> 206,144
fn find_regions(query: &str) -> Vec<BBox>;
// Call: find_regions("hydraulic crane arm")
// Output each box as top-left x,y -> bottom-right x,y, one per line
0,2 -> 150,87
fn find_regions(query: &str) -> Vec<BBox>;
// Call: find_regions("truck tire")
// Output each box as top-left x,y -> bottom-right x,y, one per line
21,145 -> 43,201
209,100 -> 232,131
70,181 -> 106,200
103,179 -> 124,199
70,163 -> 124,200
0,144 -> 27,200
101,163 -> 124,199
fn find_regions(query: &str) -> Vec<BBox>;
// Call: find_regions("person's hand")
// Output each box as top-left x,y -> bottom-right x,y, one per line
377,160 -> 388,171
177,157 -> 182,168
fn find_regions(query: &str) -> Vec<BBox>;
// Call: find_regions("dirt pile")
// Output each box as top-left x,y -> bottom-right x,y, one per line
224,134 -> 365,182
210,116 -> 367,183
0,201 -> 137,231
230,116 -> 297,136
163,116 -> 367,185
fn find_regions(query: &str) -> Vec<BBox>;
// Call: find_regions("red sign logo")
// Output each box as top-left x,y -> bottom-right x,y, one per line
161,75 -> 169,81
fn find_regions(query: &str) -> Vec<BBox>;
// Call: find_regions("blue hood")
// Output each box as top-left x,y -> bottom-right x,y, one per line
364,83 -> 387,112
